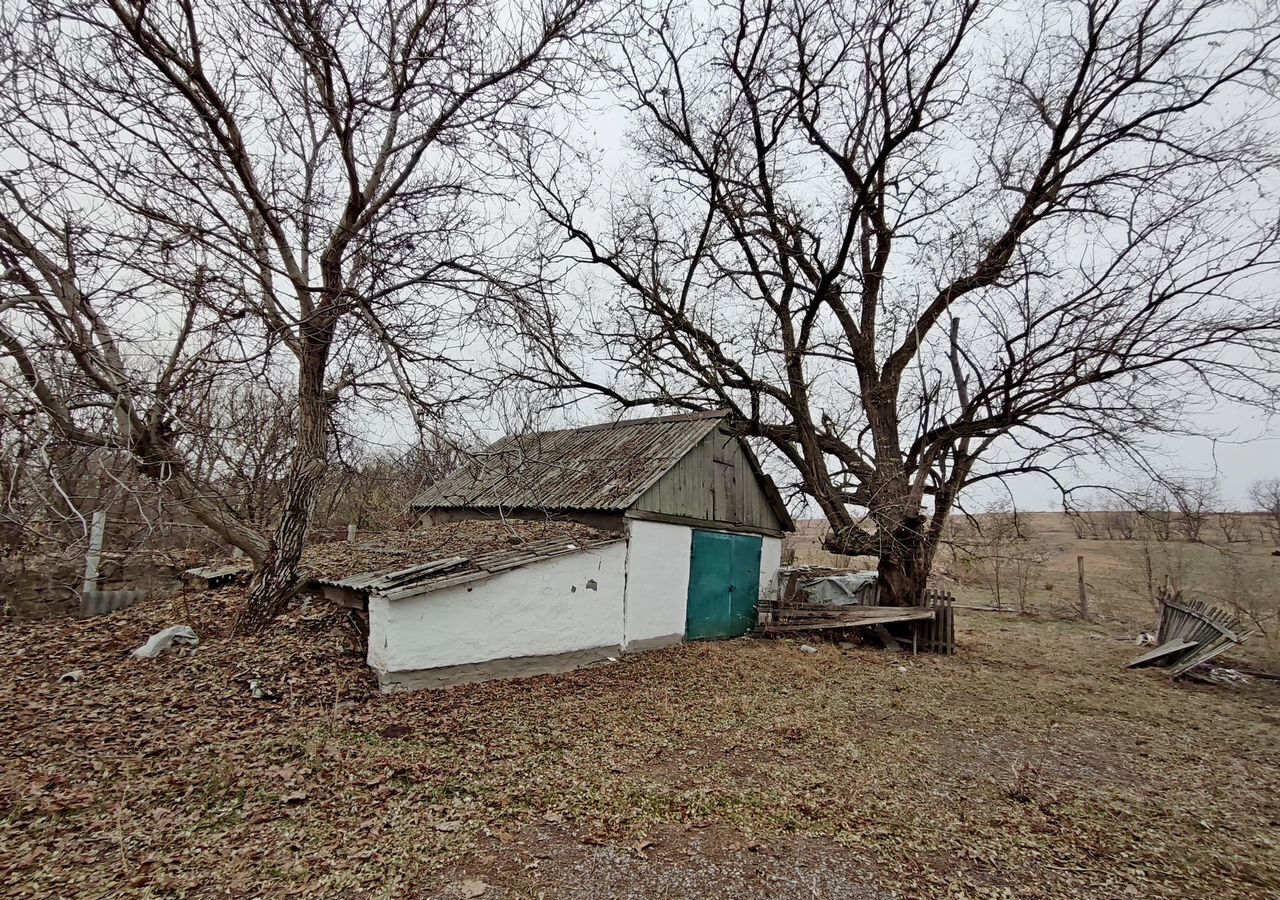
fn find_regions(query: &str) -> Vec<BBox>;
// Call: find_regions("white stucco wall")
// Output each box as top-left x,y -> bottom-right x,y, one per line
759,535 -> 783,615
367,540 -> 628,675
622,519 -> 693,649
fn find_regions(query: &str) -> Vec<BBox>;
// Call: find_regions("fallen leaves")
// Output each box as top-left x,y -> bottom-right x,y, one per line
1,588 -> 1277,900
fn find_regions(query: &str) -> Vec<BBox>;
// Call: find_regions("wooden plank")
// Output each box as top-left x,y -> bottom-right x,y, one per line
763,622 -> 869,633
783,605 -> 929,618
945,594 -> 953,654
1124,637 -> 1199,669
764,610 -> 935,633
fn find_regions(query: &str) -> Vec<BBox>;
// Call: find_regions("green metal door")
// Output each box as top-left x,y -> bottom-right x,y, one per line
686,530 -> 762,640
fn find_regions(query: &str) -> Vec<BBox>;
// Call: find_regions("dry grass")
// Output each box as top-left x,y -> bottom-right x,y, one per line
2,583 -> 1278,899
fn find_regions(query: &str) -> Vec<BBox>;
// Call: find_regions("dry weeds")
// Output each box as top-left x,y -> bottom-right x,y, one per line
1,586 -> 1277,899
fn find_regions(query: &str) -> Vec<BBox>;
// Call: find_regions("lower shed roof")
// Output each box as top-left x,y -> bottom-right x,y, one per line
304,520 -> 622,604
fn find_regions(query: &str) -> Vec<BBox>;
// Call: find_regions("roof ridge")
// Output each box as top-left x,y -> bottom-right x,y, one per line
513,408 -> 730,437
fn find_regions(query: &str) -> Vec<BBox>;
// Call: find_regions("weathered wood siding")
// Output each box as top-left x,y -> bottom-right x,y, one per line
632,429 -> 783,532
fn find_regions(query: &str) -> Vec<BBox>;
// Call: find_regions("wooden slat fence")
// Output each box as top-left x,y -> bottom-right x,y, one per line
79,589 -> 148,618
920,589 -> 955,655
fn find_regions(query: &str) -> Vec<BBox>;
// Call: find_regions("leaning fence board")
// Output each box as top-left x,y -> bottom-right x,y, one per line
1126,637 -> 1200,668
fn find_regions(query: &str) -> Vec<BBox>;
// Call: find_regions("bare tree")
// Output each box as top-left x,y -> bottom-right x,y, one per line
1216,511 -> 1245,543
1249,478 -> 1280,543
1166,477 -> 1220,543
2,0 -> 600,630
513,0 -> 1280,604
967,504 -> 1037,611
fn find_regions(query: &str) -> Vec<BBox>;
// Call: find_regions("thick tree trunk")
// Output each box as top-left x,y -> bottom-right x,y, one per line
233,334 -> 334,635
823,504 -> 933,605
873,511 -> 930,606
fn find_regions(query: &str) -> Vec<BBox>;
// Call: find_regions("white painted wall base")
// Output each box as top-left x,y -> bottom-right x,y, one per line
378,645 -> 618,692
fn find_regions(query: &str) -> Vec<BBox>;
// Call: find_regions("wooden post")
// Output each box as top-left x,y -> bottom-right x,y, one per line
82,510 -> 106,594
347,523 -> 357,542
948,596 -> 955,655
1076,555 -> 1088,621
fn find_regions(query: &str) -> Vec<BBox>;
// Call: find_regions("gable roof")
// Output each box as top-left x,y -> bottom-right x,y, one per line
411,410 -> 791,529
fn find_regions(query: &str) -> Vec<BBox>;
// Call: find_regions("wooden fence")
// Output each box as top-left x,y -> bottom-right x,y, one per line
920,589 -> 955,655
1155,592 -> 1252,676
764,569 -> 956,655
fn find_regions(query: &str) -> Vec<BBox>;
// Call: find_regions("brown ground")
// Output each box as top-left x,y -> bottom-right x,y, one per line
3,579 -> 1277,899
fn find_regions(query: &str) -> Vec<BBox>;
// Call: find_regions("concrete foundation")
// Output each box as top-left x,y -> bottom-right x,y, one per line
620,632 -> 684,652
377,645 -> 620,692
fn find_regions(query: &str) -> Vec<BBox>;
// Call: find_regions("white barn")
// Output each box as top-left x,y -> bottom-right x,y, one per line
315,411 -> 794,690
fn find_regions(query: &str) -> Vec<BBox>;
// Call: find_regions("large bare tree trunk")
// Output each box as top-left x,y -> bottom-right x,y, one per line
825,502 -> 930,605
873,513 -> 930,607
234,336 -> 334,635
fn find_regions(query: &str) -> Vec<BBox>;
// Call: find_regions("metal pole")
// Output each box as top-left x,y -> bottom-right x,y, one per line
82,510 -> 107,594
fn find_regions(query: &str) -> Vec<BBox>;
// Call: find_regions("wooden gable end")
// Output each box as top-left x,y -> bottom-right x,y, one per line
630,428 -> 786,534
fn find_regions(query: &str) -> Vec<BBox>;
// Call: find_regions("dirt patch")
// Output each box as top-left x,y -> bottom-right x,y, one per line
418,823 -> 889,900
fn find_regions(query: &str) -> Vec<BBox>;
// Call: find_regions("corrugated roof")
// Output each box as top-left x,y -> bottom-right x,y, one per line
312,534 -> 623,603
411,410 -> 729,512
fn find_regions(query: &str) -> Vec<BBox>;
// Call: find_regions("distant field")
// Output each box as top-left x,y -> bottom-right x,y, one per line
785,513 -> 1280,668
